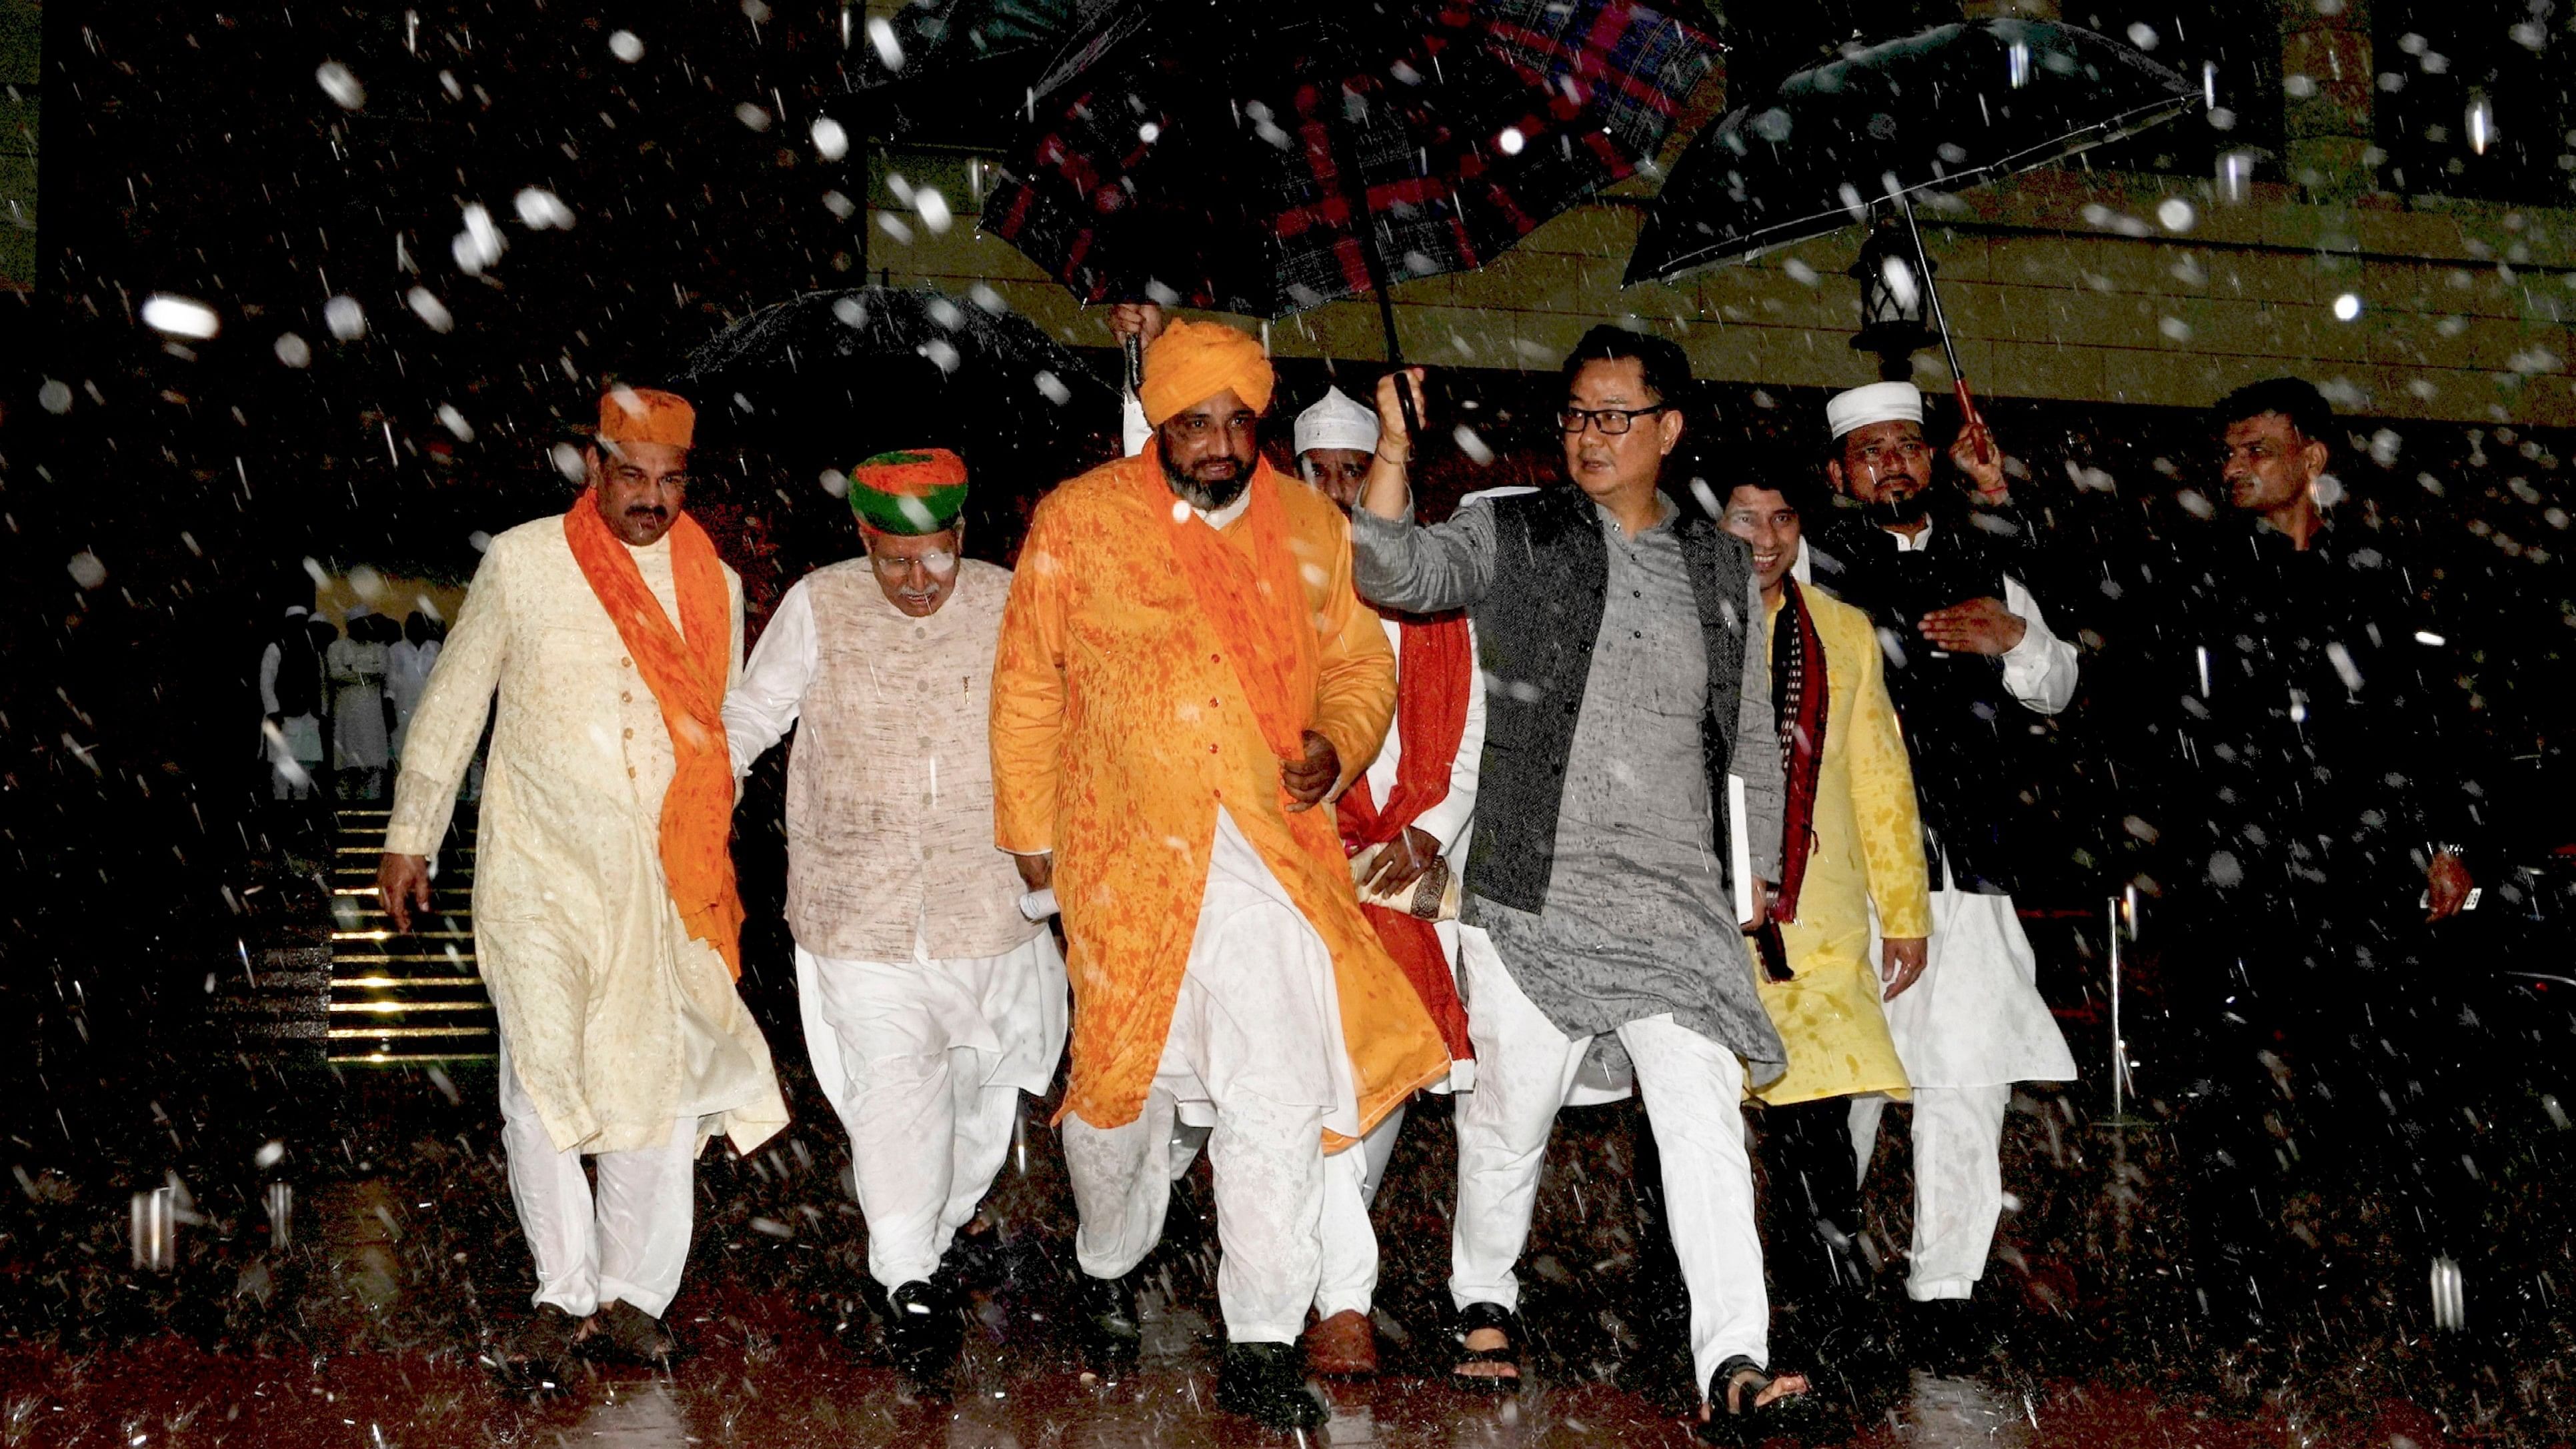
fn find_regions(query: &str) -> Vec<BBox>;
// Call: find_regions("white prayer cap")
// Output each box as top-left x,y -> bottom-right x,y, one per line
1294,386 -> 1379,457
281,604 -> 311,619
1825,381 -> 1926,439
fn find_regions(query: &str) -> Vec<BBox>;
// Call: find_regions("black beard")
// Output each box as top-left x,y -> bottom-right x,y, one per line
1163,454 -> 1249,513
1857,493 -> 1928,530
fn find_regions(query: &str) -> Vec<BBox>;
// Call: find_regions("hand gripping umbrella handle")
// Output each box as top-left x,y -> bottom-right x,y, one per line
1954,377 -> 1991,466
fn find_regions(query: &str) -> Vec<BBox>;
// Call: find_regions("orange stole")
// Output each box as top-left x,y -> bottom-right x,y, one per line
562,494 -> 746,978
1334,615 -> 1475,1062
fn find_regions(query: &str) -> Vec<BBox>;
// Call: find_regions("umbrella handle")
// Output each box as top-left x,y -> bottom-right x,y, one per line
1123,335 -> 1144,395
1953,376 -> 1992,467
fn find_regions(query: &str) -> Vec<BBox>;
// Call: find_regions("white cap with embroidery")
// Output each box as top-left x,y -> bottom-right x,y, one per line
1293,386 -> 1380,457
1824,381 -> 1926,439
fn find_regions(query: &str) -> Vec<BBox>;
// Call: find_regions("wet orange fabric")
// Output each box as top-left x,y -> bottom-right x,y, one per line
991,449 -> 1447,1138
562,491 -> 745,978
598,386 -> 697,448
1138,318 -> 1274,425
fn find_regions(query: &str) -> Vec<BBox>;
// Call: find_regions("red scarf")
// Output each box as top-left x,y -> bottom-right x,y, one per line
1769,577 -> 1829,925
562,493 -> 746,978
1336,614 -> 1475,1060
1148,453 -> 1342,874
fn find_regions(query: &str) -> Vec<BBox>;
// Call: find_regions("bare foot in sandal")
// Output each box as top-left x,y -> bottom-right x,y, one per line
1697,1357 -> 1811,1434
1455,1326 -> 1519,1383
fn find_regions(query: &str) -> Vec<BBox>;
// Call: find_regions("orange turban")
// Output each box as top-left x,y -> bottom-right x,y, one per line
599,386 -> 696,449
1138,319 -> 1274,426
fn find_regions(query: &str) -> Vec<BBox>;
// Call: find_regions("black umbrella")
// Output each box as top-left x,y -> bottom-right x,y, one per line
833,0 -> 1114,144
982,0 -> 1718,391
674,284 -> 1120,501
1627,19 -> 2199,449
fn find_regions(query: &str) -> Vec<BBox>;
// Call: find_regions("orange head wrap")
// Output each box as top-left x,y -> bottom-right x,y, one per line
598,386 -> 696,449
1138,319 -> 1274,426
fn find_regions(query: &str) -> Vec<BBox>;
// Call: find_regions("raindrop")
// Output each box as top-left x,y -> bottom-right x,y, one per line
451,203 -> 504,275
918,338 -> 961,373
513,187 -> 575,230
324,295 -> 366,341
969,283 -> 1006,313
141,294 -> 221,339
2006,41 -> 2032,89
2159,315 -> 2191,341
315,61 -> 365,110
916,187 -> 953,234
549,444 -> 584,481
2468,94 -> 2495,156
406,288 -> 454,332
832,297 -> 868,327
274,333 -> 311,367
2333,292 -> 2363,321
2155,197 -> 2196,233
822,189 -> 856,219
67,551 -> 107,590
866,16 -> 903,69
1036,371 -> 1071,404
926,298 -> 963,329
254,1141 -> 286,1170
1750,108 -> 1793,143
736,103 -> 774,133
437,404 -> 474,441
1497,126 -> 1526,155
1782,258 -> 1819,286
1138,121 -> 1162,144
812,117 -> 850,161
820,468 -> 849,497
37,379 -> 71,414
2127,23 -> 2159,51
608,30 -> 645,63
1452,425 -> 1493,464
880,213 -> 914,243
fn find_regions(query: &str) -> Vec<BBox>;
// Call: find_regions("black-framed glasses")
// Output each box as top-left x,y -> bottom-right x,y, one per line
1558,405 -> 1672,436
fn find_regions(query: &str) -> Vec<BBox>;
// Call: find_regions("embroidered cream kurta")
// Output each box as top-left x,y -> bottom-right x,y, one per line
387,514 -> 790,1157
1752,586 -> 1931,1107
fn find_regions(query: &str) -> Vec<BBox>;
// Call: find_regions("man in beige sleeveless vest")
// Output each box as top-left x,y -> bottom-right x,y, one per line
722,449 -> 1065,1392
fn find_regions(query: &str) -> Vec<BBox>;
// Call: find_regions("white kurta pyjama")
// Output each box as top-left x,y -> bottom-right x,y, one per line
1449,924 -> 1769,1392
1797,532 -> 2079,1302
1313,614 -> 1484,1324
723,559 -> 1064,1293
1060,809 -> 1360,1345
387,515 -> 790,1314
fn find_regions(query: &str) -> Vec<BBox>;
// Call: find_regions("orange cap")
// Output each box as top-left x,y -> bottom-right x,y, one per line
598,386 -> 696,449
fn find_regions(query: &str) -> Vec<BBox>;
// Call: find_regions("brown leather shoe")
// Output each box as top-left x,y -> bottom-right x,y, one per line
1304,1308 -> 1378,1378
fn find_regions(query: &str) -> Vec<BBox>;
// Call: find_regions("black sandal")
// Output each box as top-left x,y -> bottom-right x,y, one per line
1697,1354 -> 1816,1444
1450,1300 -> 1524,1394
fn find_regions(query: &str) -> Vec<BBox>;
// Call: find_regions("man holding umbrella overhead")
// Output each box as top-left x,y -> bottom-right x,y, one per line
1349,327 -> 1815,1438
720,449 -> 1066,1393
1804,382 -> 2078,1366
989,317 -> 1446,1430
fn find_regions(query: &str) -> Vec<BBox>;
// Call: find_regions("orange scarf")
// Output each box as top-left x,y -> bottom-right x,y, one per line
1335,613 -> 1475,1060
562,493 -> 746,978
1146,451 -> 1340,872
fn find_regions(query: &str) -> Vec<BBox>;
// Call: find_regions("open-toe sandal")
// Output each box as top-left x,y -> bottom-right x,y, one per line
1449,1300 -> 1525,1394
1697,1353 -> 1818,1444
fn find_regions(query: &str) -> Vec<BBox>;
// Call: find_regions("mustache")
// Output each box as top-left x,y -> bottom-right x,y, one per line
623,503 -> 670,518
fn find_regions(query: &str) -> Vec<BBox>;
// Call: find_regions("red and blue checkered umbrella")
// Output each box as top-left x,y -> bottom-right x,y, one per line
982,0 -> 1716,363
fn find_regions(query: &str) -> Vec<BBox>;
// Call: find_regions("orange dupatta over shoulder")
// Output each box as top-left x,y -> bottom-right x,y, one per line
563,492 -> 746,978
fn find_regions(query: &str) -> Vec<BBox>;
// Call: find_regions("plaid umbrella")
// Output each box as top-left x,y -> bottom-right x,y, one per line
982,0 -> 1716,362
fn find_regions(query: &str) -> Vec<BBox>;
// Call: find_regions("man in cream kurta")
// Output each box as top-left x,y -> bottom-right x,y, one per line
722,450 -> 1064,1391
381,389 -> 788,1378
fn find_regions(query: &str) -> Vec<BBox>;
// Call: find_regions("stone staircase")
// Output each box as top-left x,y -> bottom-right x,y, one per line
325,806 -> 496,1062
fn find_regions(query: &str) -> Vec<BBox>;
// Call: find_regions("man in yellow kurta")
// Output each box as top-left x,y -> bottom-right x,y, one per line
1720,477 -> 1930,1329
990,320 -> 1445,1430
377,388 -> 789,1381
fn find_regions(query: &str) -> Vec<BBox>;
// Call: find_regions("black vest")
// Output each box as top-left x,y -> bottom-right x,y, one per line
1810,510 -> 2046,896
1461,487 -> 1754,914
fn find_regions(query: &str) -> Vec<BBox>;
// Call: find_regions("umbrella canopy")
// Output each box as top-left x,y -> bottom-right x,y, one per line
674,285 -> 1119,501
983,0 -> 1716,327
1626,19 -> 2200,284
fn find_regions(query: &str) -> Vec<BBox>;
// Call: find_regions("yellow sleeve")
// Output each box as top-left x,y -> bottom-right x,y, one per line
1307,509 -> 1396,796
990,498 -> 1072,854
1848,617 -> 1933,939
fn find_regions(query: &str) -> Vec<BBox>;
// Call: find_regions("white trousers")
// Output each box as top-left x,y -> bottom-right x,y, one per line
1848,1083 -> 2012,1302
497,1038 -> 699,1318
1449,926 -> 1769,1391
1060,812 -> 1341,1345
1314,1104 -> 1405,1320
796,934 -> 1068,1291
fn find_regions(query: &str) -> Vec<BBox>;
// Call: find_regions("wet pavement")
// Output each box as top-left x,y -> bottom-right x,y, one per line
0,1046 -> 2558,1448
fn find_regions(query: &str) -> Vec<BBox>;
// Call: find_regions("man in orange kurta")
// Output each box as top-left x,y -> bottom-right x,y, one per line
990,319 -> 1446,1430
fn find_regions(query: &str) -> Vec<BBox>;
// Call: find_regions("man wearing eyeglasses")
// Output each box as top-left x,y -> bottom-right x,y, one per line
721,449 -> 1066,1394
1804,383 -> 2077,1371
1348,325 -> 1815,1436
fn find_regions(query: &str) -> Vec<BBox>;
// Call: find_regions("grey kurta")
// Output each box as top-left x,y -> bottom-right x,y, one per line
1350,494 -> 1788,1081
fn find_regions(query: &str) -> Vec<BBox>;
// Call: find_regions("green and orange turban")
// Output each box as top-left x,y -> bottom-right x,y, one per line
849,448 -> 968,535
